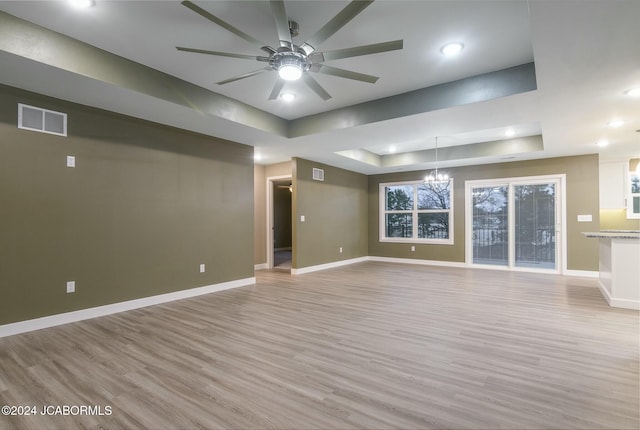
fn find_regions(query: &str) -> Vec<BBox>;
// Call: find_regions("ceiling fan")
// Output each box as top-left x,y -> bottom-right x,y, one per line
176,0 -> 403,101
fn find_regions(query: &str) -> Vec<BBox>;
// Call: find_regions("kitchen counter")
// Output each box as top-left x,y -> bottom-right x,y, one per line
582,231 -> 639,310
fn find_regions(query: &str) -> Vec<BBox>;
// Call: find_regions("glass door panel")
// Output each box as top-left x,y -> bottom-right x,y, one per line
514,183 -> 556,269
472,185 -> 508,266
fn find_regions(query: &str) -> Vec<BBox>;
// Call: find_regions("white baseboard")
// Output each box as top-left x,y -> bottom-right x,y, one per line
597,280 -> 640,310
291,256 -> 369,275
254,263 -> 268,271
368,256 -> 467,268
0,277 -> 255,339
564,269 -> 599,278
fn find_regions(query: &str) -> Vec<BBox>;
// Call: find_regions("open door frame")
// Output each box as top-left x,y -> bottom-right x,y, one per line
266,174 -> 292,269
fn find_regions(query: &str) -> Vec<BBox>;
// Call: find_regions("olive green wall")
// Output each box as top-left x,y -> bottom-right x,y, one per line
0,84 -> 254,325
293,158 -> 368,269
368,154 -> 600,271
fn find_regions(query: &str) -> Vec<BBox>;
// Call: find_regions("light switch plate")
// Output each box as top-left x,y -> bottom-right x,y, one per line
66,281 -> 75,293
300,215 -> 305,222
577,214 -> 592,222
199,264 -> 205,273
66,155 -> 75,168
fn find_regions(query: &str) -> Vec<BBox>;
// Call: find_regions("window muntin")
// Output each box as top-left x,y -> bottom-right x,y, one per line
380,180 -> 453,244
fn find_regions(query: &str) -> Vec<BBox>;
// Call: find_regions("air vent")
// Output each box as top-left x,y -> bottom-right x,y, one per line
18,103 -> 67,136
312,168 -> 325,181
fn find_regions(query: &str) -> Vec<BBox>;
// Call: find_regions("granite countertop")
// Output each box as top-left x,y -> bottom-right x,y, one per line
582,231 -> 640,239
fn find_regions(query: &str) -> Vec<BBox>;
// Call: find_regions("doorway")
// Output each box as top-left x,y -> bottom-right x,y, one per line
465,175 -> 565,273
267,176 -> 292,270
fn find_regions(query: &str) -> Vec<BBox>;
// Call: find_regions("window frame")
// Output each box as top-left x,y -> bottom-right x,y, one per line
626,170 -> 640,219
379,179 -> 454,245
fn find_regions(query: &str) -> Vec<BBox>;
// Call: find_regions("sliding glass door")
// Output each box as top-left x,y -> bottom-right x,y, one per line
468,176 -> 562,272
514,183 -> 556,269
472,185 -> 509,266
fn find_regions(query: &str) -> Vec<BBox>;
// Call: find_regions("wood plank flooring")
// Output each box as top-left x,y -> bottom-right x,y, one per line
0,262 -> 638,430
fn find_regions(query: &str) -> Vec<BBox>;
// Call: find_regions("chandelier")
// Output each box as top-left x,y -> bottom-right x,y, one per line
424,137 -> 449,183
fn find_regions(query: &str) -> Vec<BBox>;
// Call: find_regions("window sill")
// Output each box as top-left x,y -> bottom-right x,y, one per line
379,238 -> 454,246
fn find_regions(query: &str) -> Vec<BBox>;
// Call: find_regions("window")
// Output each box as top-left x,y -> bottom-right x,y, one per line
627,171 -> 640,219
380,180 -> 453,244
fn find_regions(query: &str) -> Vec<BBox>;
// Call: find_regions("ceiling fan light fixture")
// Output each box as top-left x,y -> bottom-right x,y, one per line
281,92 -> 296,102
279,64 -> 302,81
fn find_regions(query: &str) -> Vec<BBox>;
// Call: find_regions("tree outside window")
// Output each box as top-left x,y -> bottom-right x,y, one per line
381,180 -> 453,244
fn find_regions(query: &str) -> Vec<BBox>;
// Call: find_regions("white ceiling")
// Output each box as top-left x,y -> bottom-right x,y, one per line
0,0 -> 638,174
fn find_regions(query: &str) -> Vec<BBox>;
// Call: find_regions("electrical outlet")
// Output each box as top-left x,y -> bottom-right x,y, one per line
300,215 -> 305,222
66,281 -> 75,293
411,246 -> 415,252
339,247 -> 343,253
199,264 -> 206,273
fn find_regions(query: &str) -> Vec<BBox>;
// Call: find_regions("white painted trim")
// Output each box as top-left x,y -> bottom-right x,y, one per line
378,179 -> 454,245
291,257 -> 369,275
266,174 -> 292,270
597,280 -> 640,310
0,277 -> 255,339
464,174 -> 566,275
254,263 -> 268,271
564,269 -> 599,278
368,256 -> 467,268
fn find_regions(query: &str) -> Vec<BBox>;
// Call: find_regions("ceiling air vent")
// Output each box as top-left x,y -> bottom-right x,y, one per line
18,103 -> 67,136
312,168 -> 325,181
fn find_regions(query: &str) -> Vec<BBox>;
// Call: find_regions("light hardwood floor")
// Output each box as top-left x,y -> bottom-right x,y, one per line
0,262 -> 638,430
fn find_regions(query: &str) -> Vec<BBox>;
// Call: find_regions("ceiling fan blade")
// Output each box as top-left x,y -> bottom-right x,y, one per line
176,47 -> 267,61
270,1 -> 293,48
302,74 -> 332,100
314,64 -> 378,84
302,1 -> 374,53
318,40 -> 403,61
261,46 -> 278,55
268,79 -> 286,100
217,68 -> 271,85
181,0 -> 261,46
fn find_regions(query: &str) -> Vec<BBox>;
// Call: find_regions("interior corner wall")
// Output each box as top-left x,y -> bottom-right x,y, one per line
0,84 -> 254,326
292,158 -> 368,269
368,154 -> 601,272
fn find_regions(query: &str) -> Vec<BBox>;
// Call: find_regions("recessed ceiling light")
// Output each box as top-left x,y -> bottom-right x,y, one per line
505,129 -> 515,137
440,42 -> 464,56
281,92 -> 296,102
607,119 -> 625,128
596,139 -> 609,147
625,87 -> 640,97
68,0 -> 94,8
